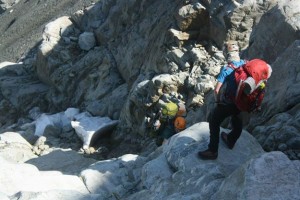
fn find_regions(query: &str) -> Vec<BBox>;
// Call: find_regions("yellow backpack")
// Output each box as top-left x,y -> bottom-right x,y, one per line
162,102 -> 178,118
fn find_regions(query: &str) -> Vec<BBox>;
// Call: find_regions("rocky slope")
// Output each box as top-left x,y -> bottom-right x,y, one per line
0,0 -> 300,199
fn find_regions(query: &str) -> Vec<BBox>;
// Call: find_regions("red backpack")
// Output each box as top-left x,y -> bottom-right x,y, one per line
233,59 -> 271,112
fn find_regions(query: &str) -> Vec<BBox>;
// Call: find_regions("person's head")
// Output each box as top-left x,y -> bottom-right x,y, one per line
223,40 -> 240,62
174,116 -> 186,132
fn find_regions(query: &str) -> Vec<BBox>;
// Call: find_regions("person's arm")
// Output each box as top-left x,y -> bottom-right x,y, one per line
214,82 -> 223,103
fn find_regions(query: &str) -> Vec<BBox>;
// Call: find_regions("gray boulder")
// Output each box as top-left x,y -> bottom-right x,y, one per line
247,0 -> 300,63
0,157 -> 90,196
78,31 -> 96,51
0,62 -> 49,126
0,132 -> 37,163
212,152 -> 300,200
71,112 -> 119,149
248,40 -> 300,156
25,148 -> 97,175
80,154 -> 147,199
125,122 -> 300,200
10,190 -> 101,200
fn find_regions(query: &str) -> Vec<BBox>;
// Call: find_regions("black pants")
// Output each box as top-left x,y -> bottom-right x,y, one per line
208,103 -> 243,152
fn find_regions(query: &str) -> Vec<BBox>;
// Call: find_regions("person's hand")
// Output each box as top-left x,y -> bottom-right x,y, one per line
153,120 -> 161,131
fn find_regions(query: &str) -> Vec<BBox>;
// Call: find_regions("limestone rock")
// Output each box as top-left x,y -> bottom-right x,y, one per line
169,28 -> 198,41
25,148 -> 97,175
212,152 -> 300,200
247,0 -> 300,63
0,1 -> 299,199
71,112 -> 119,149
0,158 -> 90,196
36,16 -> 78,86
125,122 -> 300,200
175,2 -> 209,32
249,41 -> 300,156
80,154 -> 147,199
0,62 -> 49,126
0,132 -> 37,163
164,122 -> 264,173
78,31 -> 96,51
10,190 -> 102,200
141,154 -> 173,189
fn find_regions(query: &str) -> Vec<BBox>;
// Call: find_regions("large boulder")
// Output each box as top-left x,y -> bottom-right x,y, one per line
80,154 -> 147,199
247,0 -> 300,63
124,122 -> 300,199
0,132 -> 37,163
25,149 -> 97,175
248,41 -> 300,156
71,112 -> 119,149
212,152 -> 300,200
0,62 -> 49,126
0,158 -> 90,196
1,121 -> 299,200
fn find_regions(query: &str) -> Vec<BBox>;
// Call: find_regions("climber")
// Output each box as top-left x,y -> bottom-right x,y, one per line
148,101 -> 187,146
213,40 -> 246,104
198,41 -> 272,160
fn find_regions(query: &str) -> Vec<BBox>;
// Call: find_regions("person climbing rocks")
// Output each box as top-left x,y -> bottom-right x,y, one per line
198,41 -> 272,160
147,101 -> 187,146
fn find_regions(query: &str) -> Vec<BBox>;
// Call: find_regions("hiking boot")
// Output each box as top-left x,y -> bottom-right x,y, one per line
198,149 -> 218,160
221,132 -> 234,149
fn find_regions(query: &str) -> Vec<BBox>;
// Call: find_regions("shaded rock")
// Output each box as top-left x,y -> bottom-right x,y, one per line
34,108 -> 79,137
78,31 -> 96,51
262,41 -> 300,115
249,42 -> 300,154
86,83 -> 128,120
34,113 -> 69,136
287,137 -> 300,150
25,148 -> 96,175
0,62 -> 49,126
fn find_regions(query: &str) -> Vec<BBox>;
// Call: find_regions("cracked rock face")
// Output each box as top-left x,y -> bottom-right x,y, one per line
0,0 -> 300,157
0,0 -> 300,199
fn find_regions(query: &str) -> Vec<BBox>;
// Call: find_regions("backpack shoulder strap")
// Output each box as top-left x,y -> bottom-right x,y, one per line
227,59 -> 248,70
227,62 -> 238,70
